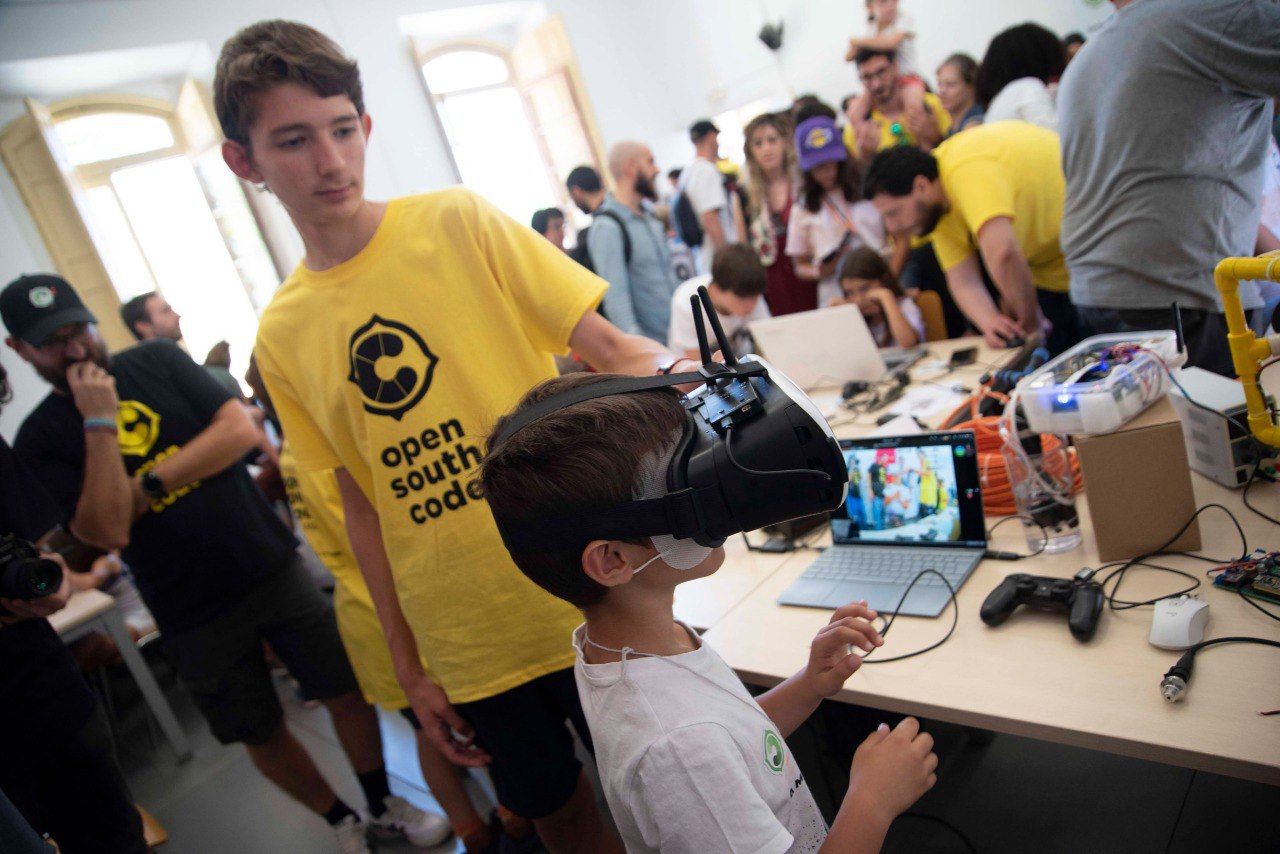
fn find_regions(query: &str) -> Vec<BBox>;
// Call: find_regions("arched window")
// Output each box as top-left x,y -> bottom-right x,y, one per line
421,45 -> 560,225
1,87 -> 279,386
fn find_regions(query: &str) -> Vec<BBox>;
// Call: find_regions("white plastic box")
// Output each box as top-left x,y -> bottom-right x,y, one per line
1018,331 -> 1186,436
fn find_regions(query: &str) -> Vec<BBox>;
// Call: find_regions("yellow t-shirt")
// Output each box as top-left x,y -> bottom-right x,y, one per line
841,92 -> 952,155
280,444 -> 411,709
929,122 -> 1069,294
255,188 -> 607,704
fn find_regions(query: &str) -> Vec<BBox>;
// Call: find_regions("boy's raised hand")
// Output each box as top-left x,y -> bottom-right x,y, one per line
804,600 -> 884,698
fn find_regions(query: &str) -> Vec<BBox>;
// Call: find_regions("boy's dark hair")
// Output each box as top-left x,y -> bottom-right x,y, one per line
214,20 -> 364,147
838,246 -> 902,297
939,52 -> 979,86
975,23 -> 1065,108
667,167 -> 683,182
565,165 -> 602,193
853,47 -> 896,67
530,207 -> 564,235
1062,32 -> 1086,49
862,146 -> 938,200
801,157 -> 862,213
119,292 -> 156,341
481,373 -> 687,608
710,244 -> 768,298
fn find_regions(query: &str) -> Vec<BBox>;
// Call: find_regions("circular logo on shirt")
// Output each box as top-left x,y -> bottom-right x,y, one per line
763,729 -> 785,775
116,400 -> 162,458
347,315 -> 437,421
29,286 -> 55,308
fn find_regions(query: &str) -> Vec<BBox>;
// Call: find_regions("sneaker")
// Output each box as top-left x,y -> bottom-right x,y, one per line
333,815 -> 372,854
368,795 -> 453,848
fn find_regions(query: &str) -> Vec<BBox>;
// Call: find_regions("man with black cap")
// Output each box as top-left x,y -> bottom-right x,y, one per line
682,119 -> 741,274
2,274 -> 449,851
0,334 -> 146,851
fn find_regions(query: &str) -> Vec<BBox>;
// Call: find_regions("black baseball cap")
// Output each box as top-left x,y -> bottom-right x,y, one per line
1,273 -> 97,346
689,119 -> 720,142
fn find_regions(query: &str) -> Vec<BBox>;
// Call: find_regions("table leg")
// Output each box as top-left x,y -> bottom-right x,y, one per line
99,607 -> 193,762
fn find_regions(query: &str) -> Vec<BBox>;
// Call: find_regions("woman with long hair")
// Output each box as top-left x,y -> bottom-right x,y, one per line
976,22 -> 1065,130
785,113 -> 889,307
742,111 -> 811,315
936,53 -> 984,136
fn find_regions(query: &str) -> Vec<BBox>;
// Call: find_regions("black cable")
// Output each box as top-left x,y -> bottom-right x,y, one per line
861,569 -> 960,664
899,812 -> 978,854
1239,590 -> 1280,623
723,424 -> 831,481
1165,367 -> 1279,527
983,514 -> 1047,560
1163,771 -> 1196,854
1092,503 -> 1250,612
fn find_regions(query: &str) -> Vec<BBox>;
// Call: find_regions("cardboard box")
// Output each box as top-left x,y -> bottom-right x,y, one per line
1074,397 -> 1201,561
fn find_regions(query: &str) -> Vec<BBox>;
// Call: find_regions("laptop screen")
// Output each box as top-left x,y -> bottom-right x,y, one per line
832,431 -> 986,548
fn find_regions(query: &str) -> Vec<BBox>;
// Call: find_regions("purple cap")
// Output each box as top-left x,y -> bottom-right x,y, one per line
795,116 -> 847,172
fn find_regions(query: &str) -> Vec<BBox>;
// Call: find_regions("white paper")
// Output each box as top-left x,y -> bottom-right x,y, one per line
886,385 -> 968,419
867,413 -> 924,437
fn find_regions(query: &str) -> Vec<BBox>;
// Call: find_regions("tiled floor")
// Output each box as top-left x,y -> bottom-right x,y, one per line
110,664 -> 1279,853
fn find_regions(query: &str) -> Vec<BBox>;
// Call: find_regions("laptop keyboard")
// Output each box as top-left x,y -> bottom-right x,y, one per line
800,547 -> 977,587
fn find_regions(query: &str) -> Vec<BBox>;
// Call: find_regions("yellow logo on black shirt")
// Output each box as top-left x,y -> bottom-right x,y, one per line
347,315 -> 438,421
116,400 -> 161,458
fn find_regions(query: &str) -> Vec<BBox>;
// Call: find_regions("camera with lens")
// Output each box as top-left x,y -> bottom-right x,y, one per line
0,533 -> 64,616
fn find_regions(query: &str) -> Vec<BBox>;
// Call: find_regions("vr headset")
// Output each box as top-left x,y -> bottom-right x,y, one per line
489,286 -> 848,553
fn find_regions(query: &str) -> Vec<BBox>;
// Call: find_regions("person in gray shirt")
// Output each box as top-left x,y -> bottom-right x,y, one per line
588,141 -> 680,342
1059,0 -> 1280,375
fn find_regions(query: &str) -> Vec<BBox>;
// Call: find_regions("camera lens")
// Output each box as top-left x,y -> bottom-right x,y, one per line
0,554 -> 62,600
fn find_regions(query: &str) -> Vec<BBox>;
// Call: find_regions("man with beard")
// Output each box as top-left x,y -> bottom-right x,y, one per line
588,141 -> 681,342
2,274 -> 449,852
863,123 -> 1081,354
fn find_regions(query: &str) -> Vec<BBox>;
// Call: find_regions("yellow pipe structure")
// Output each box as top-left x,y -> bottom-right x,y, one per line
1214,251 -> 1280,448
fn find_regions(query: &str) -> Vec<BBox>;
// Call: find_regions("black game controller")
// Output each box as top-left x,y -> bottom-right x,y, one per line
980,573 -> 1105,641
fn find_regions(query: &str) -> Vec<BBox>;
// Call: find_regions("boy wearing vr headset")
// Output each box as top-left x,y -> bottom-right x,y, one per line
481,371 -> 938,853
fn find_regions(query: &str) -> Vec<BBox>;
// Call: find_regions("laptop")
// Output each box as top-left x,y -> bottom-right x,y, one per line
748,304 -> 924,391
777,431 -> 987,617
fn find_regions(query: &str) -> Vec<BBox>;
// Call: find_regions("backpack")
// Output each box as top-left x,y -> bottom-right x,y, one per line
568,209 -> 631,274
671,188 -> 704,248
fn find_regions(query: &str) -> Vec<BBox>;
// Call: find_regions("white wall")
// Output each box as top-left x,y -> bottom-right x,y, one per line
0,0 -> 1111,438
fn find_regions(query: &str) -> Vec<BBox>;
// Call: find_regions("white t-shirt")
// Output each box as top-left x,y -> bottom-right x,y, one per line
573,623 -> 828,854
668,275 -> 771,358
984,77 -> 1058,130
786,195 -> 887,306
871,10 -> 918,78
683,157 -> 739,274
867,296 -> 925,347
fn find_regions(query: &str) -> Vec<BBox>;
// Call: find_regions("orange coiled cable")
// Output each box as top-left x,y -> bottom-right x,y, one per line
941,380 -> 1083,517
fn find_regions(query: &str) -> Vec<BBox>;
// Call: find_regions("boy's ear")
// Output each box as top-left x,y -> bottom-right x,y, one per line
361,112 -> 373,141
222,139 -> 263,184
582,540 -> 645,588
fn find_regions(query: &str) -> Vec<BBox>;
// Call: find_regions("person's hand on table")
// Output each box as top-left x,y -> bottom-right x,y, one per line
402,670 -> 492,767
981,314 -> 1025,349
0,554 -> 72,625
803,600 -> 883,699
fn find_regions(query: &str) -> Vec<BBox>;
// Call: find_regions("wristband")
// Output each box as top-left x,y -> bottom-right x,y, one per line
83,417 -> 118,434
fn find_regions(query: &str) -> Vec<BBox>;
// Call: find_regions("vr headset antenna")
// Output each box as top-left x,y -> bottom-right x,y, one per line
691,285 -> 740,379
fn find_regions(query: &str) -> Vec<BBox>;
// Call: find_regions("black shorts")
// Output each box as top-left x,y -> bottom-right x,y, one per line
163,554 -> 360,745
453,668 -> 593,820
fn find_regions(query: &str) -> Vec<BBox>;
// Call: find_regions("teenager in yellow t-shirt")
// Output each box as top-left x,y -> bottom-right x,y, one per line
862,122 -> 1082,354
218,21 -> 699,852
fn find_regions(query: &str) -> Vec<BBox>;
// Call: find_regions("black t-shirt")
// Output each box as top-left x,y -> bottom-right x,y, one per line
15,341 -> 297,633
0,438 -> 96,757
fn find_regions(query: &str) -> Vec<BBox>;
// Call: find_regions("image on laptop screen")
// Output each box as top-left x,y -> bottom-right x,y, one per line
832,432 -> 986,548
